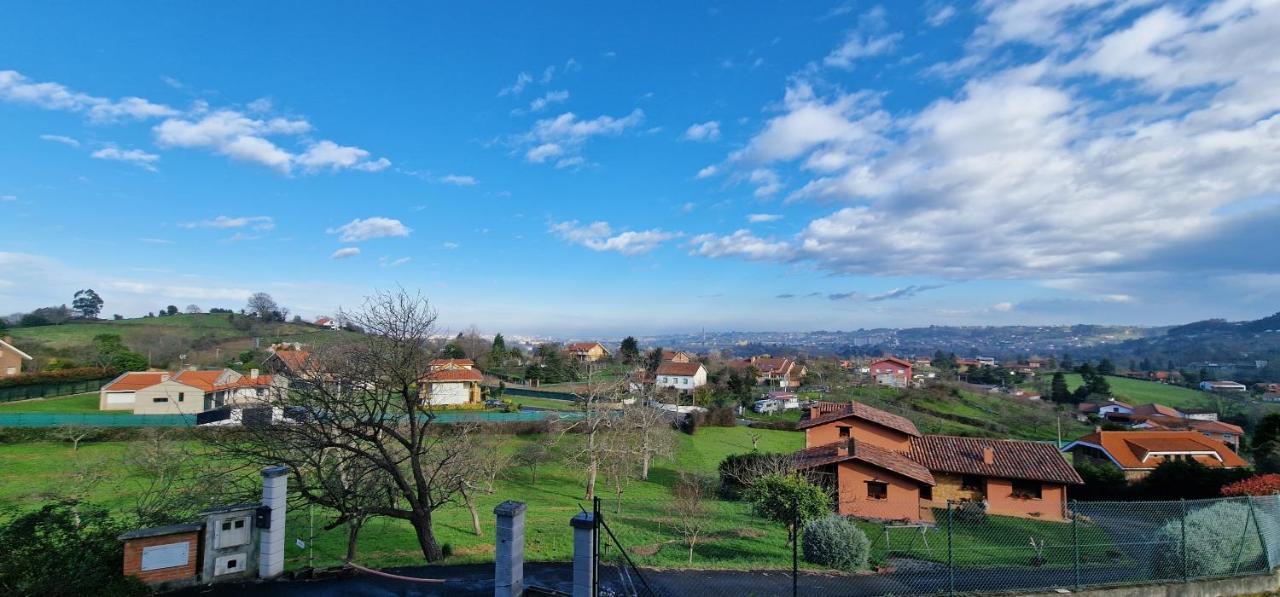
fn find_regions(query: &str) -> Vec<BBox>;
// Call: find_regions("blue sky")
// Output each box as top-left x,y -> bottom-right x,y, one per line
3,1 -> 1279,336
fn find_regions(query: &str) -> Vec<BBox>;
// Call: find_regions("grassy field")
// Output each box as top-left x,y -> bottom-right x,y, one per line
507,395 -> 579,411
1063,374 -> 1215,410
0,392 -> 118,414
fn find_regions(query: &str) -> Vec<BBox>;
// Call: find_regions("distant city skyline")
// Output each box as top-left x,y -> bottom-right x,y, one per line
3,1 -> 1279,335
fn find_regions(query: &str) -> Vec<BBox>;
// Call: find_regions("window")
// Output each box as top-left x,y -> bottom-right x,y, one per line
866,481 -> 888,500
152,397 -> 168,403
177,392 -> 184,402
838,426 -> 850,438
961,475 -> 984,492
1011,480 -> 1042,499
920,485 -> 933,501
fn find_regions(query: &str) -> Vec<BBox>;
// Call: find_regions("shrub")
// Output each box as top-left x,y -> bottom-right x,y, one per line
1221,474 -> 1280,497
718,452 -> 794,500
802,515 -> 870,572
0,500 -> 146,596
0,367 -> 116,389
744,474 -> 830,526
1151,500 -> 1265,578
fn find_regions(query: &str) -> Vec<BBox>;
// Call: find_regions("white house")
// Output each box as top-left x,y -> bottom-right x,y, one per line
655,362 -> 707,392
1200,380 -> 1247,392
421,359 -> 483,406
1097,399 -> 1134,417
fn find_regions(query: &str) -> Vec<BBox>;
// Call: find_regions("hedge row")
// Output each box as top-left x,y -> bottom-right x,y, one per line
0,367 -> 117,389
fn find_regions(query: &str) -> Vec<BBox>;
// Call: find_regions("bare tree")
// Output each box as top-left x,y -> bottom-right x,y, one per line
245,292 -> 279,319
125,430 -> 229,527
55,425 -> 95,452
619,403 -> 676,481
513,437 -> 555,483
208,289 -> 482,562
672,472 -> 713,564
557,367 -> 629,500
450,435 -> 509,536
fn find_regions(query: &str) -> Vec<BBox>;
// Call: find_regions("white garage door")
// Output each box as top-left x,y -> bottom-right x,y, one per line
105,392 -> 134,405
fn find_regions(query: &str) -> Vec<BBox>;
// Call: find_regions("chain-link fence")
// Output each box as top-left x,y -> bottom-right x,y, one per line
0,377 -> 112,402
591,494 -> 1280,597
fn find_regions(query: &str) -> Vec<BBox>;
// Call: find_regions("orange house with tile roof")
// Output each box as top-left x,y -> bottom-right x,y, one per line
1061,430 -> 1247,481
795,401 -> 1082,522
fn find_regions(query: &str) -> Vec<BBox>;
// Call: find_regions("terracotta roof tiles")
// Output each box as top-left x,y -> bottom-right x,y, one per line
909,435 -> 1083,485
795,440 -> 935,486
797,401 -> 921,437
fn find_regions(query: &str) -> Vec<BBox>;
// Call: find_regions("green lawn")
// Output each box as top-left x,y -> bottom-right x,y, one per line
0,426 -> 808,571
865,510 -> 1117,569
1063,374 -> 1215,410
507,395 -> 579,411
8,313 -> 347,350
0,392 -> 122,414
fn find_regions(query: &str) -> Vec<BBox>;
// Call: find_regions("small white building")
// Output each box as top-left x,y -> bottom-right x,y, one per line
421,359 -> 483,406
655,362 -> 707,392
1097,399 -> 1134,416
1200,380 -> 1247,392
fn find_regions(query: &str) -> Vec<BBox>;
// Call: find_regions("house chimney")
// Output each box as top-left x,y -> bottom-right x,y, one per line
837,438 -> 852,457
250,368 -> 259,379
982,446 -> 995,465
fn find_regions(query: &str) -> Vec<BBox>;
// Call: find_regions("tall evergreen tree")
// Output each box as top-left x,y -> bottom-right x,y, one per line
1050,372 -> 1072,404
489,333 -> 507,367
619,336 -> 641,364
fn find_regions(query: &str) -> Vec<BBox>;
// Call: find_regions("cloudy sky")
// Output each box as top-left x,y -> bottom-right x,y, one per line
2,1 -> 1279,335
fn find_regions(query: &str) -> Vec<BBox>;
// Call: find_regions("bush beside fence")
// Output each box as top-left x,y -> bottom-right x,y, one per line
0,378 -> 113,403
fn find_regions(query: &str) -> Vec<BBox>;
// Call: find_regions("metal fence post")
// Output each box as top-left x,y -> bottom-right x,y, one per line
593,496 -> 600,597
1071,501 -> 1080,591
792,493 -> 799,597
1180,499 -> 1189,582
947,500 -> 955,596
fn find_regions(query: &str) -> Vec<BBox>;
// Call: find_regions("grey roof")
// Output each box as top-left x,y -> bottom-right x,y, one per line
118,522 -> 203,541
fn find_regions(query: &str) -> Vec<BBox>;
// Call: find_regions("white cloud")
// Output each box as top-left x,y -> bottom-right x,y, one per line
749,169 -> 783,198
555,156 -> 585,169
181,215 -> 275,230
529,90 -> 570,112
549,220 -> 680,255
39,134 -> 79,147
748,213 -> 782,223
90,146 -> 161,171
378,256 -> 411,268
1,195 -> 16,202
0,70 -> 177,122
710,0 -> 1280,284
926,5 -> 957,27
498,72 -> 533,96
327,217 -> 412,242
696,165 -> 719,179
688,229 -> 796,261
442,242 -> 459,250
993,302 -> 1015,312
296,140 -> 390,173
439,174 -> 478,186
684,121 -> 722,142
518,110 -> 644,166
153,109 -> 388,174
824,31 -> 903,69
526,143 -> 564,163
330,247 -> 361,260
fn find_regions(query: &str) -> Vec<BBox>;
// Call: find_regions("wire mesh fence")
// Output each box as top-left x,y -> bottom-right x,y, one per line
0,377 -> 112,402
590,494 -> 1280,597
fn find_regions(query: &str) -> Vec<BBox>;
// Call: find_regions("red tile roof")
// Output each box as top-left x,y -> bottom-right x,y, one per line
103,372 -> 167,392
421,369 -> 484,382
656,362 -> 704,377
794,440 -> 935,486
271,350 -> 311,372
909,435 -> 1083,485
566,342 -> 606,352
170,370 -> 225,391
871,357 -> 912,368
1066,430 -> 1247,469
1131,403 -> 1183,418
797,401 -> 921,437
1138,415 -> 1244,436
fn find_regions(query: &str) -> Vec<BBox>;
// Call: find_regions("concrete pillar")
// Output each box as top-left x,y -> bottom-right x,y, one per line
493,501 -> 527,597
570,511 -> 596,597
259,465 -> 289,579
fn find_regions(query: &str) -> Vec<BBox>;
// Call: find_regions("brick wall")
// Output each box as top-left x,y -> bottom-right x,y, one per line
122,531 -> 199,586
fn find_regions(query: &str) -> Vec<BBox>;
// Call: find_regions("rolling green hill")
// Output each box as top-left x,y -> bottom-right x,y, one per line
7,313 -> 353,370
1062,374 -> 1215,410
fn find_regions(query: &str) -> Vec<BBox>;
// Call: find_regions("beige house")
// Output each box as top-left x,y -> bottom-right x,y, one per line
565,342 -> 610,362
0,336 -> 33,377
100,368 -> 283,415
421,359 -> 483,406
